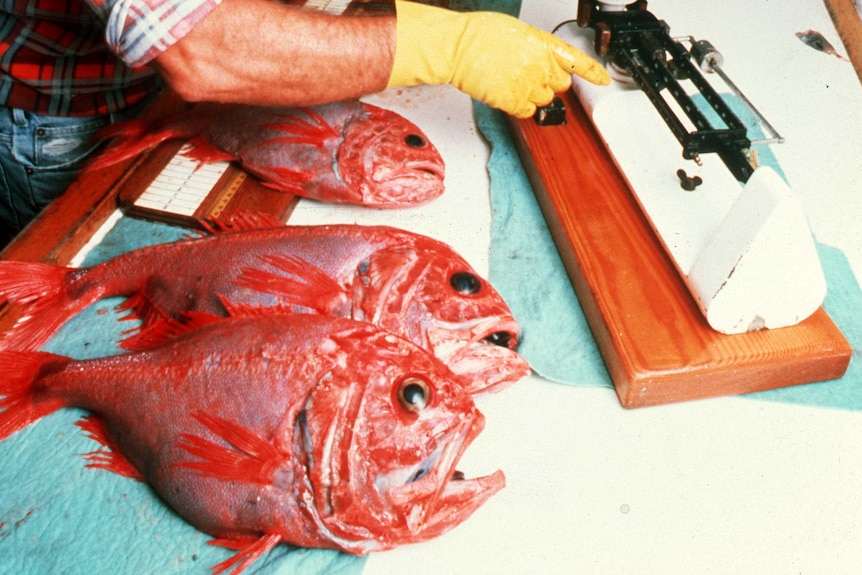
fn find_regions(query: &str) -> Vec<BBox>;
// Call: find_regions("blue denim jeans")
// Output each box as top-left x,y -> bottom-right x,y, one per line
0,97 -> 155,247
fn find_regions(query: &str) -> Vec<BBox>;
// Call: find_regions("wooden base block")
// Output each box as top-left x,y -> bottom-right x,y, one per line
507,89 -> 852,408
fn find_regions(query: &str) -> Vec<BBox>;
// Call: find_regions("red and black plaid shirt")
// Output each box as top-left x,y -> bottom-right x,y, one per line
0,0 -> 219,116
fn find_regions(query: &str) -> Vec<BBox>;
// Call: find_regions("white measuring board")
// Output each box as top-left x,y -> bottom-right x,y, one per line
130,146 -> 230,216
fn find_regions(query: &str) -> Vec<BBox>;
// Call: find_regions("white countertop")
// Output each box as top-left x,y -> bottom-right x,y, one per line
290,1 -> 861,573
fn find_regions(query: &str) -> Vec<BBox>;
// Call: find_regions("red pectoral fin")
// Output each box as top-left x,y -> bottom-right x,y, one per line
209,533 -> 282,575
176,411 -> 282,484
236,254 -> 348,314
76,415 -> 144,481
259,107 -> 338,148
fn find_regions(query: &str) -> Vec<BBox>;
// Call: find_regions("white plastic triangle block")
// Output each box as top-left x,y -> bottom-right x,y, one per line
687,167 -> 826,333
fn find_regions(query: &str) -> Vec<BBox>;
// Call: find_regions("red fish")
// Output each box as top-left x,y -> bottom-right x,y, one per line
87,100 -> 446,208
0,313 -> 504,573
0,213 -> 530,394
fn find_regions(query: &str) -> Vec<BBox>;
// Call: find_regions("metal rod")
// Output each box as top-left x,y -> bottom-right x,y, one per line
708,63 -> 785,145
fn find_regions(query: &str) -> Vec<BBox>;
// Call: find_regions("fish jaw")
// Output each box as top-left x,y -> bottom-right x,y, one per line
382,411 -> 505,543
365,159 -> 446,208
425,316 -> 532,395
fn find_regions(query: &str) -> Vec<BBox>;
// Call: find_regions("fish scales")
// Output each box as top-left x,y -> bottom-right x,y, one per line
0,314 -> 505,573
0,216 -> 531,394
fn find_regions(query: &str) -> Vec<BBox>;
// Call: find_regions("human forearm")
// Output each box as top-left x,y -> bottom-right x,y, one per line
152,0 -> 396,106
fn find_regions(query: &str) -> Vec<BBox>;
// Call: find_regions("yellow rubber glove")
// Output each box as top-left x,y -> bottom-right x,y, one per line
387,1 -> 611,118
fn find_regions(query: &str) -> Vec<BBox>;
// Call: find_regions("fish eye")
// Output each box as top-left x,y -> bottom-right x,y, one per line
450,271 -> 482,295
397,377 -> 431,413
483,331 -> 512,348
404,133 -> 426,148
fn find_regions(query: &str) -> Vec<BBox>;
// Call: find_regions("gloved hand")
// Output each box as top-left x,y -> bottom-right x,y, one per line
387,1 -> 611,118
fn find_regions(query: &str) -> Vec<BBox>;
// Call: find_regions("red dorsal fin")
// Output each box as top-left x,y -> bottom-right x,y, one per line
75,415 -> 144,481
0,351 -> 69,440
175,411 -> 283,484
209,533 -> 282,575
235,254 -> 347,314
199,210 -> 286,234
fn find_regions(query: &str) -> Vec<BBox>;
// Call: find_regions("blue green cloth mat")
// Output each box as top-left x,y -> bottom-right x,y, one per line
0,216 -> 366,575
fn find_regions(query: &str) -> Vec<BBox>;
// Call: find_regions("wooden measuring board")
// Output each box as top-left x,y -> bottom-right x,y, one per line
824,0 -> 862,85
507,89 -> 851,408
112,137 -> 298,230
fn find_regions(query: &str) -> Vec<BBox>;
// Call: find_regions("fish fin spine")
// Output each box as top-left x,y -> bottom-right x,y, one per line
0,352 -> 68,440
87,117 -> 193,169
75,415 -> 144,481
176,411 -> 282,484
258,107 -> 338,149
208,533 -> 282,575
199,211 -> 285,234
118,312 -> 222,351
181,137 -> 235,164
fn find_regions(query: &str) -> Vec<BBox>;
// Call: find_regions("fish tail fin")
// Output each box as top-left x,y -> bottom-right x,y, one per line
0,261 -> 92,350
75,414 -> 144,481
209,533 -> 282,575
87,114 -> 202,170
0,351 -> 69,440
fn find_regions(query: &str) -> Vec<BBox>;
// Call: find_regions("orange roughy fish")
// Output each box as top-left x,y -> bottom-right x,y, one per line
87,100 -> 446,208
0,213 -> 530,394
0,314 -> 505,574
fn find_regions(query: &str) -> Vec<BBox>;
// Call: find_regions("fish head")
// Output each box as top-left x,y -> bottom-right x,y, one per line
295,323 -> 504,554
352,245 -> 531,395
337,105 -> 445,207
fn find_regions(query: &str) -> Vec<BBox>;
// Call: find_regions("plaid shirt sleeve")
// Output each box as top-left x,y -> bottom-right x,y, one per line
85,0 -> 223,68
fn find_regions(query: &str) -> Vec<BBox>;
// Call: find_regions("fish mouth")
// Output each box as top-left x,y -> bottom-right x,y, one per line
369,161 -> 446,206
382,160 -> 446,183
383,415 -> 505,538
427,316 -> 532,395
296,396 -> 504,552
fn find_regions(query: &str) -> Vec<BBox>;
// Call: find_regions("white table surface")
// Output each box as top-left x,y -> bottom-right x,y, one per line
294,1 -> 862,573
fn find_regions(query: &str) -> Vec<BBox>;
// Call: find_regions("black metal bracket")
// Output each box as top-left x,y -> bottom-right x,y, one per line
576,0 -> 755,182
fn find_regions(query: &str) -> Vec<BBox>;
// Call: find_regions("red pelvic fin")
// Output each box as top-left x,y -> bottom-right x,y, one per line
0,261 -> 86,350
236,254 -> 347,314
254,167 -> 312,196
209,533 -> 282,575
0,351 -> 69,440
75,415 -> 144,481
176,411 -> 282,484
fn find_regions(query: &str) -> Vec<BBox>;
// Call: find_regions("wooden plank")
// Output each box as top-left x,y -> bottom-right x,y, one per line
507,89 -> 852,408
824,0 -> 862,86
